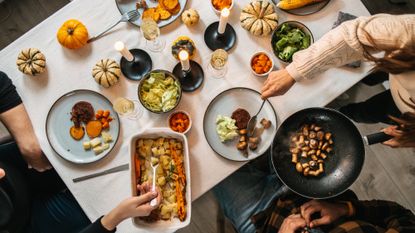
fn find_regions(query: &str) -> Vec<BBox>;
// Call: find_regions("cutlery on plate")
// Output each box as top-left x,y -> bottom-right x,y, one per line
247,99 -> 266,137
150,159 -> 159,206
72,164 -> 129,183
87,10 -> 140,43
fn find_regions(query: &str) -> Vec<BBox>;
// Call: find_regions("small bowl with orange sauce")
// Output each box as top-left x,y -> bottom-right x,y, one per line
168,111 -> 192,134
250,52 -> 274,77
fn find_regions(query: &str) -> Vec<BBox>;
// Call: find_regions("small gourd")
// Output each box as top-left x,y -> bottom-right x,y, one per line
16,48 -> 46,76
240,0 -> 279,37
181,9 -> 199,26
92,59 -> 121,88
57,19 -> 89,49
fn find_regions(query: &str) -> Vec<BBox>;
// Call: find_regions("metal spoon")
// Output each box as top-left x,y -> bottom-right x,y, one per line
150,160 -> 159,207
247,99 -> 266,137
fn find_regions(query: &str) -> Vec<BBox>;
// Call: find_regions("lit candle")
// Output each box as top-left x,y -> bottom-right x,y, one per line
218,8 -> 230,35
114,41 -> 134,62
179,50 -> 190,71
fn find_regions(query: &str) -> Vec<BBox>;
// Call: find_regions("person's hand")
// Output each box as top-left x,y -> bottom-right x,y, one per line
101,183 -> 161,231
0,168 -> 5,179
278,214 -> 307,233
382,126 -> 415,148
18,137 -> 52,172
300,200 -> 348,228
261,69 -> 296,99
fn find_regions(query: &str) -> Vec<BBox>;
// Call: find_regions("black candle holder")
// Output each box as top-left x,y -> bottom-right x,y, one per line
120,49 -> 152,81
204,21 -> 236,51
172,60 -> 204,92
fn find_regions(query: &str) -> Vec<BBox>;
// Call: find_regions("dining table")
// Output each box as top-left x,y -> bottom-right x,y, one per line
0,0 -> 370,232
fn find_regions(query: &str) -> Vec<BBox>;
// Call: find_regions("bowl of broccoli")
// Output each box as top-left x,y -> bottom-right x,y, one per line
271,21 -> 314,64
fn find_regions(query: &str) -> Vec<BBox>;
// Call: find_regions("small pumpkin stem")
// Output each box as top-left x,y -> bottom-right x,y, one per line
67,28 -> 74,35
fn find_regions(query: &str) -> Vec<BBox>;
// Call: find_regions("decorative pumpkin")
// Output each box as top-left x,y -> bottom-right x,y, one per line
171,36 -> 196,60
57,19 -> 89,49
181,9 -> 199,26
240,1 -> 279,37
92,59 -> 121,88
16,48 -> 46,76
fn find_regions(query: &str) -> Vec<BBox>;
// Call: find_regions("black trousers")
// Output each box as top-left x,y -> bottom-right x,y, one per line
339,90 -> 401,125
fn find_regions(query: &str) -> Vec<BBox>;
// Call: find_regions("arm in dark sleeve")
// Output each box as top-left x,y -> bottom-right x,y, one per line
78,216 -> 116,233
0,71 -> 22,114
351,199 -> 415,232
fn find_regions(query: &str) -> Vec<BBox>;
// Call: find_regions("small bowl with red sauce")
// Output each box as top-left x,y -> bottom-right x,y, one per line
168,111 -> 192,134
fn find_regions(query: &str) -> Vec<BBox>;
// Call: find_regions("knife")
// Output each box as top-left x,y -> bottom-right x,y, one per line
72,164 -> 129,183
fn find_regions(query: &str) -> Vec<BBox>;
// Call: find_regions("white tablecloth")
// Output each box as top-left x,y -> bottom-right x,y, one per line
0,0 -> 369,232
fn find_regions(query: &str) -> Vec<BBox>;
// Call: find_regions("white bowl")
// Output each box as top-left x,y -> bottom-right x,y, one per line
211,0 -> 234,14
250,51 -> 274,77
168,110 -> 192,134
129,128 -> 191,231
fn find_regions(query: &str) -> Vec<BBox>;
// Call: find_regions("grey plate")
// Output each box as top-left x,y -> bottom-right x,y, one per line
273,0 -> 331,16
203,88 -> 278,162
46,90 -> 120,164
115,0 -> 187,28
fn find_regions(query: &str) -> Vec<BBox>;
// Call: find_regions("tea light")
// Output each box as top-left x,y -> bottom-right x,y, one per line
114,41 -> 134,62
218,8 -> 230,35
179,50 -> 190,71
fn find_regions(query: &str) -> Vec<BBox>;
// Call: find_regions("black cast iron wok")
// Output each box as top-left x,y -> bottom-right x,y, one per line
270,107 -> 392,199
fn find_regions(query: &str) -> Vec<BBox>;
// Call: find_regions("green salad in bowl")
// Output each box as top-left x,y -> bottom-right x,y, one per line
138,70 -> 182,113
271,21 -> 314,63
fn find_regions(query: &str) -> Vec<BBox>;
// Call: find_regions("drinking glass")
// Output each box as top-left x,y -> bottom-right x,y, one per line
140,18 -> 165,52
113,97 -> 143,120
207,49 -> 228,78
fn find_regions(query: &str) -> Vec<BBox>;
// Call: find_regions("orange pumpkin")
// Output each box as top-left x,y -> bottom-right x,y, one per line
57,19 -> 89,49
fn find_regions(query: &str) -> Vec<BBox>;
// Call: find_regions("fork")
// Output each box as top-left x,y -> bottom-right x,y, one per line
87,10 -> 140,43
150,161 -> 159,206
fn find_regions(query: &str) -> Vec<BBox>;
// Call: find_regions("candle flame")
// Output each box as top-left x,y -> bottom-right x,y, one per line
114,41 -> 125,51
221,8 -> 230,17
179,50 -> 189,61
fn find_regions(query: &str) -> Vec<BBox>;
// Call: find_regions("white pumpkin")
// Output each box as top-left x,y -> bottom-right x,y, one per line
16,48 -> 46,76
181,9 -> 199,26
240,0 -> 279,36
92,59 -> 121,88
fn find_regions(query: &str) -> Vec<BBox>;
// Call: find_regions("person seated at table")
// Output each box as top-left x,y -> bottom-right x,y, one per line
261,14 -> 415,148
253,189 -> 415,233
0,71 -> 91,233
0,71 -> 162,233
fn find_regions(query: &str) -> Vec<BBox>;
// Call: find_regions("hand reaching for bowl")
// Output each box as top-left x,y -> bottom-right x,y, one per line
261,69 -> 296,99
300,200 -> 349,228
100,183 -> 161,231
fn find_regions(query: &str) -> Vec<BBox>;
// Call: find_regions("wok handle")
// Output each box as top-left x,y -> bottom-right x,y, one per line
363,132 -> 393,145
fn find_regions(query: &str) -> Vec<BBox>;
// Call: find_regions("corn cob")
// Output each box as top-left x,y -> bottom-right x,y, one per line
277,0 -> 326,10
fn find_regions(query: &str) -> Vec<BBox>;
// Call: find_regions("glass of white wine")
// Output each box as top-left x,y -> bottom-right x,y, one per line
113,97 -> 143,120
140,18 -> 165,52
207,49 -> 228,78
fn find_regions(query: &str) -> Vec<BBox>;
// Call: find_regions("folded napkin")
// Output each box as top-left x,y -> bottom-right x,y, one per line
332,11 -> 361,68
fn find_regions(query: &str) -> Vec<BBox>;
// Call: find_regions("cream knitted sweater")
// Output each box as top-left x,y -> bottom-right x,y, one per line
286,14 -> 415,113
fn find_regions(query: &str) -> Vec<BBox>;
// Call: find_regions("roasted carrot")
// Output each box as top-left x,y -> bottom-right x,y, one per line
134,153 -> 141,184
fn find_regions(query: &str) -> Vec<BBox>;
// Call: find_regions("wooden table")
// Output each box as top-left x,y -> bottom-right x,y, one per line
0,0 -> 370,231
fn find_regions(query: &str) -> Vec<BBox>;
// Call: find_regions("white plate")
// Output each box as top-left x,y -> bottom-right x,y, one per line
273,0 -> 331,16
203,88 -> 278,161
45,90 -> 120,164
115,0 -> 187,28
129,128 -> 191,231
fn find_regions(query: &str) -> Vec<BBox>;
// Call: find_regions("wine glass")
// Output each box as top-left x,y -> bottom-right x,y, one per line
207,49 -> 228,78
140,18 -> 165,52
113,97 -> 143,120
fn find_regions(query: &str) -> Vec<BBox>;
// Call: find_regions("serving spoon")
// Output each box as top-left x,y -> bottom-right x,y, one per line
247,99 -> 266,137
150,160 -> 159,207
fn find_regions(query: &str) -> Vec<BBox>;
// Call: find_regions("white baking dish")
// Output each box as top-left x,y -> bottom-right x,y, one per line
129,127 -> 191,232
